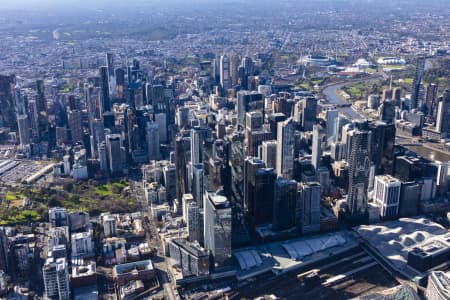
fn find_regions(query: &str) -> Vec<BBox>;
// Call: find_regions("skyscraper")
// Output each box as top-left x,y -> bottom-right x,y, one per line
186,201 -> 201,243
411,56 -> 425,110
17,114 -> 31,147
249,168 -> 276,227
346,120 -> 371,221
237,91 -> 264,127
99,66 -> 110,113
36,79 -> 48,140
192,163 -> 205,208
326,109 -> 339,145
436,90 -> 450,136
312,125 -> 324,173
106,134 -> 122,176
373,175 -> 401,219
276,118 -> 295,179
301,97 -> 317,131
43,257 -> 70,300
243,157 -> 266,213
298,182 -> 321,234
115,68 -> 126,100
203,191 -> 232,268
370,121 -> 395,175
68,109 -> 83,143
230,54 -> 240,86
0,74 -> 16,129
190,126 -> 210,165
262,140 -> 277,169
175,136 -> 188,207
146,122 -> 160,161
0,228 -> 8,273
219,55 -> 231,92
425,83 -> 438,117
27,100 -> 40,142
14,85 -> 26,116
273,177 -> 297,230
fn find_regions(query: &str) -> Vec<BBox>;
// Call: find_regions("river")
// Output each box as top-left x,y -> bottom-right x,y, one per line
323,76 -> 450,163
322,82 -> 363,119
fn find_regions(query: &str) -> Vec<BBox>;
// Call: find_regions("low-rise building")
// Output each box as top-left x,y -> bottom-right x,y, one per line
112,260 -> 156,285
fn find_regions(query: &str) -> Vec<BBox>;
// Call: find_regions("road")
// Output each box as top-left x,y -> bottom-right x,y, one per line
131,178 -> 179,300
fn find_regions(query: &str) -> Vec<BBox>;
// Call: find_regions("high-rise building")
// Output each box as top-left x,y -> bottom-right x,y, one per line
68,109 -> 83,143
393,87 -> 402,103
219,55 -> 231,92
276,118 -> 295,178
237,91 -> 264,127
301,97 -> 317,131
346,120 -> 371,221
230,54 -> 240,86
245,111 -> 263,131
49,207 -> 68,228
176,106 -> 190,129
190,127 -> 210,165
370,121 -> 395,175
0,228 -> 8,273
27,100 -> 39,142
326,109 -> 339,145
14,85 -> 26,116
379,99 -> 396,124
42,257 -> 70,300
163,164 -> 177,205
186,201 -> 201,243
146,122 -> 160,161
155,113 -> 167,143
203,191 -> 232,268
105,134 -> 122,176
244,158 -> 266,213
225,130 -> 245,205
436,161 -> 449,195
262,140 -> 277,169
435,90 -> 450,136
298,182 -> 321,234
382,89 -> 393,102
373,175 -> 401,219
273,177 -> 297,230
312,125 -> 324,173
98,142 -> 108,173
36,79 -> 48,141
425,83 -> 438,117
411,56 -> 425,110
246,128 -> 272,157
0,74 -> 16,129
99,66 -> 110,113
248,168 -> 276,227
175,136 -> 188,206
192,164 -> 204,208
17,114 -> 31,146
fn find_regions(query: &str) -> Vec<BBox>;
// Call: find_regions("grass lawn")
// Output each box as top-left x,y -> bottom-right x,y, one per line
299,82 -> 313,91
383,65 -> 406,71
0,209 -> 41,225
402,78 -> 414,85
5,191 -> 25,201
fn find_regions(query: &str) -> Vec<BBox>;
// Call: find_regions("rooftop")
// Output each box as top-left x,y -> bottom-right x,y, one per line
114,259 -> 154,275
354,217 -> 449,278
